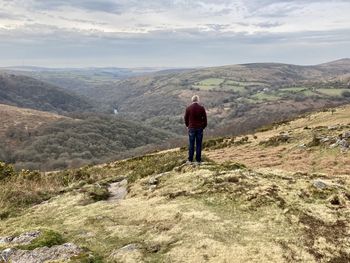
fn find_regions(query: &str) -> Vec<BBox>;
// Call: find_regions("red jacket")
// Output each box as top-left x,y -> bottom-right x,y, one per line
184,102 -> 207,129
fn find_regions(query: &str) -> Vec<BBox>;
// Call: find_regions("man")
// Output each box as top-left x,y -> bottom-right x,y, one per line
184,95 -> 207,164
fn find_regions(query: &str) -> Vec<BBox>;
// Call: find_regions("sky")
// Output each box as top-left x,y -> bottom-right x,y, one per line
0,0 -> 349,67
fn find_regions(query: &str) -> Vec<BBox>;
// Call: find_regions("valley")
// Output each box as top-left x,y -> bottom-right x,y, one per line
1,59 -> 350,170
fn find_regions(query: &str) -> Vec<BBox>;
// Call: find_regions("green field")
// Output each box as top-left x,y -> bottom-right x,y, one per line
192,78 -> 225,91
195,78 -> 225,86
193,78 -> 264,93
221,85 -> 247,93
280,87 -> 308,92
278,87 -> 319,97
302,90 -> 319,96
317,88 -> 349,96
225,80 -> 267,87
251,92 -> 280,101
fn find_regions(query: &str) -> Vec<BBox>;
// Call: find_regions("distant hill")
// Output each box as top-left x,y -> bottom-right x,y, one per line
81,59 -> 346,134
0,72 -> 94,113
1,67 -> 184,109
3,60 -> 350,135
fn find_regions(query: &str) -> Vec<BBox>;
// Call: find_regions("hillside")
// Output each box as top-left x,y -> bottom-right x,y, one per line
0,105 -> 175,170
0,105 -> 349,262
0,72 -> 93,113
0,103 -> 69,139
0,104 -> 71,163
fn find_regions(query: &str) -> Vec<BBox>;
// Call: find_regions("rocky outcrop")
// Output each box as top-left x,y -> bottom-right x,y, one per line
0,231 -> 40,246
307,130 -> 350,151
0,243 -> 83,263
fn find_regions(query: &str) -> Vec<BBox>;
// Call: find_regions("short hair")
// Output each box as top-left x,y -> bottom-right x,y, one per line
192,95 -> 199,102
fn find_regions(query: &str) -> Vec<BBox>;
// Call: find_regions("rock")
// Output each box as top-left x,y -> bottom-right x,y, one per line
0,248 -> 15,262
109,244 -> 143,263
320,137 -> 330,143
342,131 -> 350,139
330,139 -> 349,149
0,231 -> 41,245
108,179 -> 128,201
338,139 -> 349,148
119,244 -> 139,252
0,237 -> 12,244
148,176 -> 159,185
328,125 -> 339,130
0,243 -> 83,263
313,180 -> 328,190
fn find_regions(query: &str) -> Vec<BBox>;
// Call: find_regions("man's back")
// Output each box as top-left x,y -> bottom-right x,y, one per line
184,102 -> 207,129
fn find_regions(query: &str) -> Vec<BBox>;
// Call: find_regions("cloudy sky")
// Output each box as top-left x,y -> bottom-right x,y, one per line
0,0 -> 349,67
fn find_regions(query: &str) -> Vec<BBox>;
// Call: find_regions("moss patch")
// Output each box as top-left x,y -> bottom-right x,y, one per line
17,230 -> 65,250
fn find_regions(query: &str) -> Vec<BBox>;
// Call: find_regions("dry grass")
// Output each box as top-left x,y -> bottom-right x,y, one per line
1,162 -> 349,262
206,105 -> 350,175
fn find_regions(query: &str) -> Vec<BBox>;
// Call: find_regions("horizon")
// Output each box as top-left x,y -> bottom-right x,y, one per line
0,0 -> 349,67
2,57 -> 349,70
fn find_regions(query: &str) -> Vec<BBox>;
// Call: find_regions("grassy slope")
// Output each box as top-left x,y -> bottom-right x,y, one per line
0,105 -> 350,262
206,104 -> 350,175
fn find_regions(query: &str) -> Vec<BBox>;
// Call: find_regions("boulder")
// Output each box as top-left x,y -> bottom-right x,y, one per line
0,243 -> 83,263
0,231 -> 41,245
312,180 -> 328,190
342,131 -> 350,139
108,179 -> 128,201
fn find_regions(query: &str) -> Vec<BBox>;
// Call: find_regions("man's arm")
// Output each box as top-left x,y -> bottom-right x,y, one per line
184,107 -> 189,127
202,107 -> 207,129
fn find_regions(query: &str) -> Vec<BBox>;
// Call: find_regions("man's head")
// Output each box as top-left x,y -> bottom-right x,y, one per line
192,95 -> 199,103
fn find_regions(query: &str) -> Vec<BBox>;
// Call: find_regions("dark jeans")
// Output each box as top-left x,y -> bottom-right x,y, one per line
188,128 -> 203,162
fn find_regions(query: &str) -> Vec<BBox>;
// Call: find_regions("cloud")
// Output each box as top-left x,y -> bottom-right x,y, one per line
32,0 -> 122,13
0,0 -> 349,66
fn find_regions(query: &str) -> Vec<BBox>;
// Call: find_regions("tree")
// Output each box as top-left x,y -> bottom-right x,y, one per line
341,90 -> 350,98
